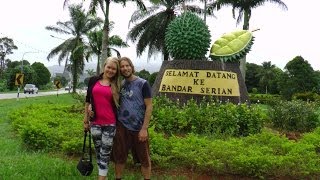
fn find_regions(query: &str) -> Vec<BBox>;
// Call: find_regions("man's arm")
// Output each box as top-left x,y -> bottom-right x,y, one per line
139,98 -> 153,141
142,98 -> 152,130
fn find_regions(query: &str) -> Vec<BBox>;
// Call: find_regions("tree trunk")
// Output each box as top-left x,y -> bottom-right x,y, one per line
70,54 -> 78,93
240,9 -> 251,81
204,0 -> 207,23
100,0 -> 110,73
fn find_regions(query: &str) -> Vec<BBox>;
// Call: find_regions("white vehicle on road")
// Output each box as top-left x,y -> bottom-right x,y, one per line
24,84 -> 38,94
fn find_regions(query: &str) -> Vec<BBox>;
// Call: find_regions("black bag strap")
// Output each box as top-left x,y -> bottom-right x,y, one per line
82,131 -> 92,162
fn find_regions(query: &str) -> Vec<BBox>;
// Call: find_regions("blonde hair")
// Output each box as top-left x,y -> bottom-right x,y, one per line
119,57 -> 135,74
103,57 -> 120,107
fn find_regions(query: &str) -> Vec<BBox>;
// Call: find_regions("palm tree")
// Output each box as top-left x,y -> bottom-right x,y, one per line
128,0 -> 209,61
86,68 -> 96,76
46,4 -> 102,93
64,0 -> 146,70
208,0 -> 288,80
87,24 -> 128,75
259,61 -> 276,94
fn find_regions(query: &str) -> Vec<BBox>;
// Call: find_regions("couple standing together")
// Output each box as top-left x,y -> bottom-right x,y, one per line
83,57 -> 153,180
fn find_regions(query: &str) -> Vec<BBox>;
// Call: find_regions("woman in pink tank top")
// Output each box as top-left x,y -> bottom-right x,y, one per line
83,57 -> 120,180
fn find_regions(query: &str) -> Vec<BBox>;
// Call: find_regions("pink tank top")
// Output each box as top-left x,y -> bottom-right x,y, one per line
91,81 -> 116,125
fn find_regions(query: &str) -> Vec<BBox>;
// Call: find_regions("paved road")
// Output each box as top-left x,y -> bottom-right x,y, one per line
0,90 -> 70,100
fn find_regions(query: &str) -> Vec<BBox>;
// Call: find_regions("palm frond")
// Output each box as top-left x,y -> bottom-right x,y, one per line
130,5 -> 161,25
185,5 -> 214,16
132,11 -> 172,57
45,25 -> 72,35
108,47 -> 121,58
109,35 -> 129,48
132,0 -> 147,11
88,0 -> 102,15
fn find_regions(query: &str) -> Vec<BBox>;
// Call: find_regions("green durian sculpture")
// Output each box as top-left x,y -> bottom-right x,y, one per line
165,11 -> 211,60
210,30 -> 254,62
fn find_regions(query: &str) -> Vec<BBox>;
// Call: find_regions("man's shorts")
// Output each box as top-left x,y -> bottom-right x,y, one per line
111,122 -> 151,167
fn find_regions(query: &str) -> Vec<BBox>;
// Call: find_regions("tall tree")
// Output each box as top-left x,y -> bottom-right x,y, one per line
64,0 -> 146,70
208,0 -> 287,80
128,0 -> 208,61
46,4 -> 101,92
279,56 -> 318,99
0,37 -> 18,77
245,62 -> 262,93
258,61 -> 282,94
31,62 -> 51,87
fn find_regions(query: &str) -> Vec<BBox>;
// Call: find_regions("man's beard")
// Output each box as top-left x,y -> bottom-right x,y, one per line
122,73 -> 132,78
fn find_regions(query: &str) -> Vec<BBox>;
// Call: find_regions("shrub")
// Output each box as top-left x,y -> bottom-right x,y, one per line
9,104 -> 83,153
151,96 -> 265,137
249,93 -> 282,105
292,92 -> 319,102
269,100 -> 320,133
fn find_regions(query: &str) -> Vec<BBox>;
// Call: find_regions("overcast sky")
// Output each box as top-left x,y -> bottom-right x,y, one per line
1,0 -> 319,72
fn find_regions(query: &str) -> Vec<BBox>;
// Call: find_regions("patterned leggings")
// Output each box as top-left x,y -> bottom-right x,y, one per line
90,125 -> 116,176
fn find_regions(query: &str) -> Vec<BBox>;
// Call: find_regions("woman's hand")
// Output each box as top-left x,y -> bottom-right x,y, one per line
83,119 -> 90,132
88,104 -> 94,118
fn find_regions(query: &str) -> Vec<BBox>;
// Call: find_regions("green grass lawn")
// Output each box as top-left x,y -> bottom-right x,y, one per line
0,94 -> 189,180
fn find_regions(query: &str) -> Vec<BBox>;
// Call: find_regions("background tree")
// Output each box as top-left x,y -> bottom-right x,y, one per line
148,71 -> 158,86
54,76 -> 68,87
258,61 -> 277,94
245,62 -> 262,93
46,4 -> 102,93
0,37 -> 18,76
279,56 -> 318,99
314,71 -> 320,94
6,60 -> 20,69
266,67 -> 282,94
6,63 -> 37,90
135,69 -> 150,80
86,68 -> 96,76
31,62 -> 51,88
208,0 -> 287,80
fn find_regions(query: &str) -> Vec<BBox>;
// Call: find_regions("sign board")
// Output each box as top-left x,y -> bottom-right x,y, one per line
54,80 -> 62,89
15,73 -> 24,86
159,69 -> 240,96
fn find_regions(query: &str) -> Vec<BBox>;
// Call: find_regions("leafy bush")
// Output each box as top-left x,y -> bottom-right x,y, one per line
152,96 -> 265,137
7,95 -> 320,178
269,100 -> 320,133
149,128 -> 320,178
249,93 -> 282,105
9,103 -> 83,153
252,88 -> 258,94
0,79 -> 8,92
292,92 -> 320,102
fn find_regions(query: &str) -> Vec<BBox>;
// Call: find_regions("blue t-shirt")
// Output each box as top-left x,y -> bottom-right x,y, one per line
118,77 -> 152,131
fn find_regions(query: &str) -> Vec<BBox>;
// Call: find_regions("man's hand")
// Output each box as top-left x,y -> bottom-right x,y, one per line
138,128 -> 148,142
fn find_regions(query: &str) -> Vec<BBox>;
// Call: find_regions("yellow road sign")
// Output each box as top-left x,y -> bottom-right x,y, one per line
15,73 -> 24,86
54,80 -> 62,89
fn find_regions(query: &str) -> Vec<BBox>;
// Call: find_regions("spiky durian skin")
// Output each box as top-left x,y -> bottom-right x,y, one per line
210,30 -> 254,62
165,12 -> 211,60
